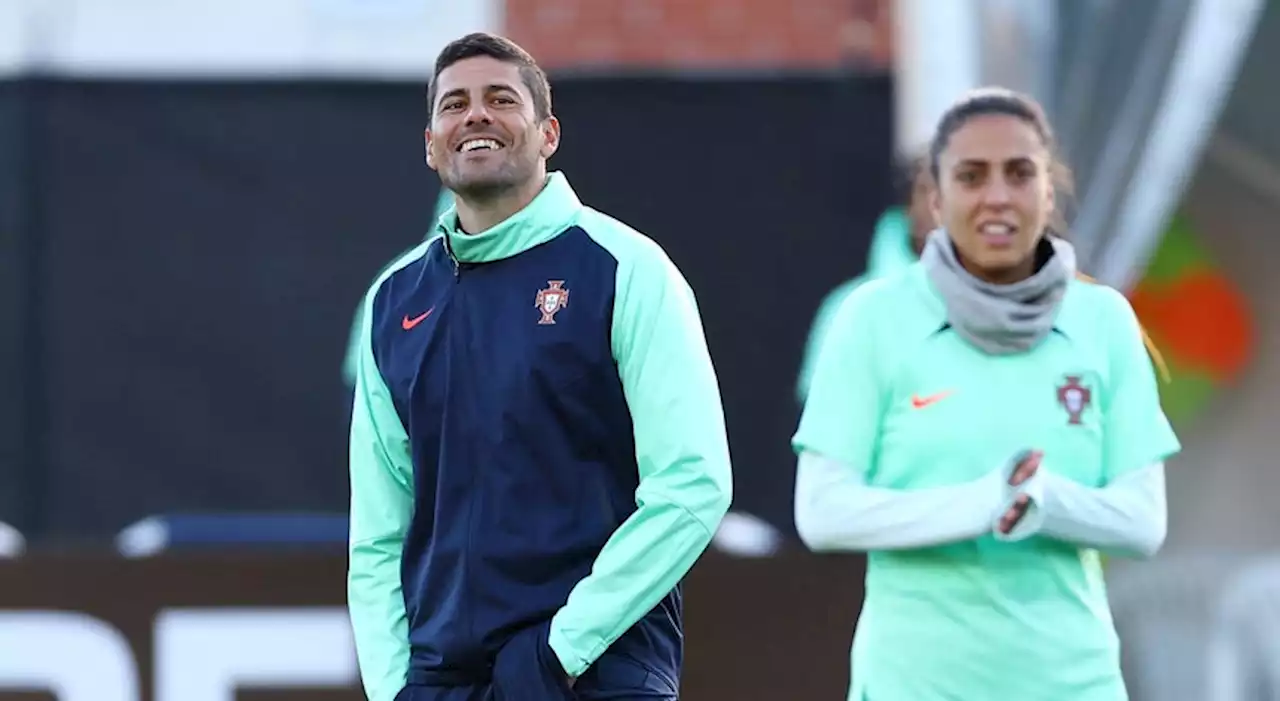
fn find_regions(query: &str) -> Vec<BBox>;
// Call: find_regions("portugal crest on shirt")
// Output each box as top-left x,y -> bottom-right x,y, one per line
1057,375 -> 1092,425
535,280 -> 569,325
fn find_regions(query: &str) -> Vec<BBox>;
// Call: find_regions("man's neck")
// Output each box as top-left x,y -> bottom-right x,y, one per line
455,175 -> 547,234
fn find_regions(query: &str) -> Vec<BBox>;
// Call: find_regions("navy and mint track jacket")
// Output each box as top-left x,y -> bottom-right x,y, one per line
347,172 -> 733,701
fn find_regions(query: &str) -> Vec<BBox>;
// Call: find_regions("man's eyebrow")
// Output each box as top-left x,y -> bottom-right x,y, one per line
438,84 -> 519,99
436,87 -> 465,105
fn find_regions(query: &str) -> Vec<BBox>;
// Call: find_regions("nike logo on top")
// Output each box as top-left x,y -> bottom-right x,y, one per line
402,307 -> 434,330
910,390 -> 953,409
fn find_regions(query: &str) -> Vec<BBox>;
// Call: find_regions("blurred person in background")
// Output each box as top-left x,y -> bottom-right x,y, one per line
795,157 -> 933,403
346,32 -> 732,701
791,88 -> 1178,700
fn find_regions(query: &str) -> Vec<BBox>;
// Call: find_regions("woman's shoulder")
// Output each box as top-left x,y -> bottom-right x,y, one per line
828,264 -> 939,338
1065,275 -> 1141,329
1063,275 -> 1170,378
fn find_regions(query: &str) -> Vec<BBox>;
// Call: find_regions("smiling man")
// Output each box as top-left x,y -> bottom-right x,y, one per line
346,33 -> 733,701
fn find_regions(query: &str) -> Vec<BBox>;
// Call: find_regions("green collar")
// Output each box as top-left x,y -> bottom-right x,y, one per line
435,171 -> 583,263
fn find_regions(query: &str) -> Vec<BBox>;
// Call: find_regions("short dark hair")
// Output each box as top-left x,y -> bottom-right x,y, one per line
426,33 -> 552,122
928,87 -> 1075,236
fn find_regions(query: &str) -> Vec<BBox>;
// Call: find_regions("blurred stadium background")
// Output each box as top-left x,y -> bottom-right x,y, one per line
2,0 -> 1280,698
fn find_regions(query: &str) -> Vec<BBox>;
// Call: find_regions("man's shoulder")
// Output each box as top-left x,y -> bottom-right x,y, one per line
574,207 -> 678,274
366,236 -> 442,302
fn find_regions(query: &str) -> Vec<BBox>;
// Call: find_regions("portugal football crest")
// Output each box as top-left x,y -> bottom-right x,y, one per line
535,280 -> 569,325
1056,375 -> 1092,425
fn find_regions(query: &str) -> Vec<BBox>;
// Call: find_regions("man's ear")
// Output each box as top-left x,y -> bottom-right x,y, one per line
425,128 -> 437,170
539,116 -> 561,160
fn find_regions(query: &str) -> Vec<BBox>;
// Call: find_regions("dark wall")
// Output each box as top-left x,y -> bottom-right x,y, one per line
0,82 -> 36,531
0,550 -> 867,700
4,74 -> 893,542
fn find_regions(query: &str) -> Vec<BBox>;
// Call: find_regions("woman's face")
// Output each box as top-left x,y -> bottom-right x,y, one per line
930,114 -> 1055,284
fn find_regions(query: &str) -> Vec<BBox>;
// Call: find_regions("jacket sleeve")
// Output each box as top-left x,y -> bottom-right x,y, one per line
547,241 -> 733,678
347,289 -> 415,701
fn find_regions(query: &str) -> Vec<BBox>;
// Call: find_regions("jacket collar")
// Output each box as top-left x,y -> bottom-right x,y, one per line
436,171 -> 582,263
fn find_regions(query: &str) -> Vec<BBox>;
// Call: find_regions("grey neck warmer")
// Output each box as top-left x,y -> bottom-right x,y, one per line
920,227 -> 1075,354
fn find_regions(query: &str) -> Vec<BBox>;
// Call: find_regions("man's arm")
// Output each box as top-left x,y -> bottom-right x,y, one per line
548,235 -> 732,678
347,290 -> 415,701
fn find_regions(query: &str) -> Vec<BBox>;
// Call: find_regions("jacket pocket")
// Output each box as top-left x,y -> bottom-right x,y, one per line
574,652 -> 678,700
492,620 -> 576,701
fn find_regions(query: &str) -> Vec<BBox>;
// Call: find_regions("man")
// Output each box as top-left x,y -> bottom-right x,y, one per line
347,33 -> 733,701
795,156 -> 933,403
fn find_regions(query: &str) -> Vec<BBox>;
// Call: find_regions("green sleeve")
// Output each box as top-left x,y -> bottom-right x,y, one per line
791,284 -> 885,471
341,302 -> 365,389
1102,290 -> 1181,481
548,226 -> 733,677
347,288 -> 415,701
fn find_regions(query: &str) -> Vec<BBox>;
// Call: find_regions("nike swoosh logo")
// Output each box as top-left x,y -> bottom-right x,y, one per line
402,307 -> 434,330
911,390 -> 953,409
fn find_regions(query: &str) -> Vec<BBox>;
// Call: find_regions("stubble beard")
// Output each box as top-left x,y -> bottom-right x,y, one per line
442,148 -> 539,203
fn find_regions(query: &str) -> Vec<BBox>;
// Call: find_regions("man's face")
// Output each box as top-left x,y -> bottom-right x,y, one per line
425,56 -> 559,199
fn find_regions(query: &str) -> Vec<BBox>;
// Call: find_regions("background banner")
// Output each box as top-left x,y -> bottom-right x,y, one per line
0,552 -> 867,701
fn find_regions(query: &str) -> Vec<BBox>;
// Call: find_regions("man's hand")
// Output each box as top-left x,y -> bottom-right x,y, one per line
997,450 -> 1041,535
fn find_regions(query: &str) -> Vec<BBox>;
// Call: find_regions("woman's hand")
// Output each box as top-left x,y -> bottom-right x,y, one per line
997,450 -> 1042,535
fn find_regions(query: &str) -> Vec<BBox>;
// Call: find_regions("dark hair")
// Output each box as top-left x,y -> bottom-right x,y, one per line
927,87 -> 1074,236
426,33 -> 552,122
891,152 -> 932,207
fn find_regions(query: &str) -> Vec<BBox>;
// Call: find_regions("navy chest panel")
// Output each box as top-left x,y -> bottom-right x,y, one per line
370,227 -> 628,471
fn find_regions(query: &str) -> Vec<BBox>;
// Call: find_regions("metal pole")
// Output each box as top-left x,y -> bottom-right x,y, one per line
893,0 -> 983,158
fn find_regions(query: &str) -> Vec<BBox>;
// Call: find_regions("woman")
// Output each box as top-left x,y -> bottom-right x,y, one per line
791,87 -> 1179,700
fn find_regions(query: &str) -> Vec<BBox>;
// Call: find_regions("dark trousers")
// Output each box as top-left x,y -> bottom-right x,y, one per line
395,622 -> 677,701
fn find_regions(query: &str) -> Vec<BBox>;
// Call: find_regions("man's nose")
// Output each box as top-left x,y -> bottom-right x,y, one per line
464,100 -> 493,125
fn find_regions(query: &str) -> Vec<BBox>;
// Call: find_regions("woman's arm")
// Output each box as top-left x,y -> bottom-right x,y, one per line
995,462 -> 1167,558
795,451 -> 1006,552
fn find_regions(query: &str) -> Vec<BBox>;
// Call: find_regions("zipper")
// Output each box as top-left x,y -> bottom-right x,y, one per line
441,230 -> 461,279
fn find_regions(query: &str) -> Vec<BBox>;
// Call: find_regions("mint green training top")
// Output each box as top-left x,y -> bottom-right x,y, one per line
793,264 -> 1180,700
